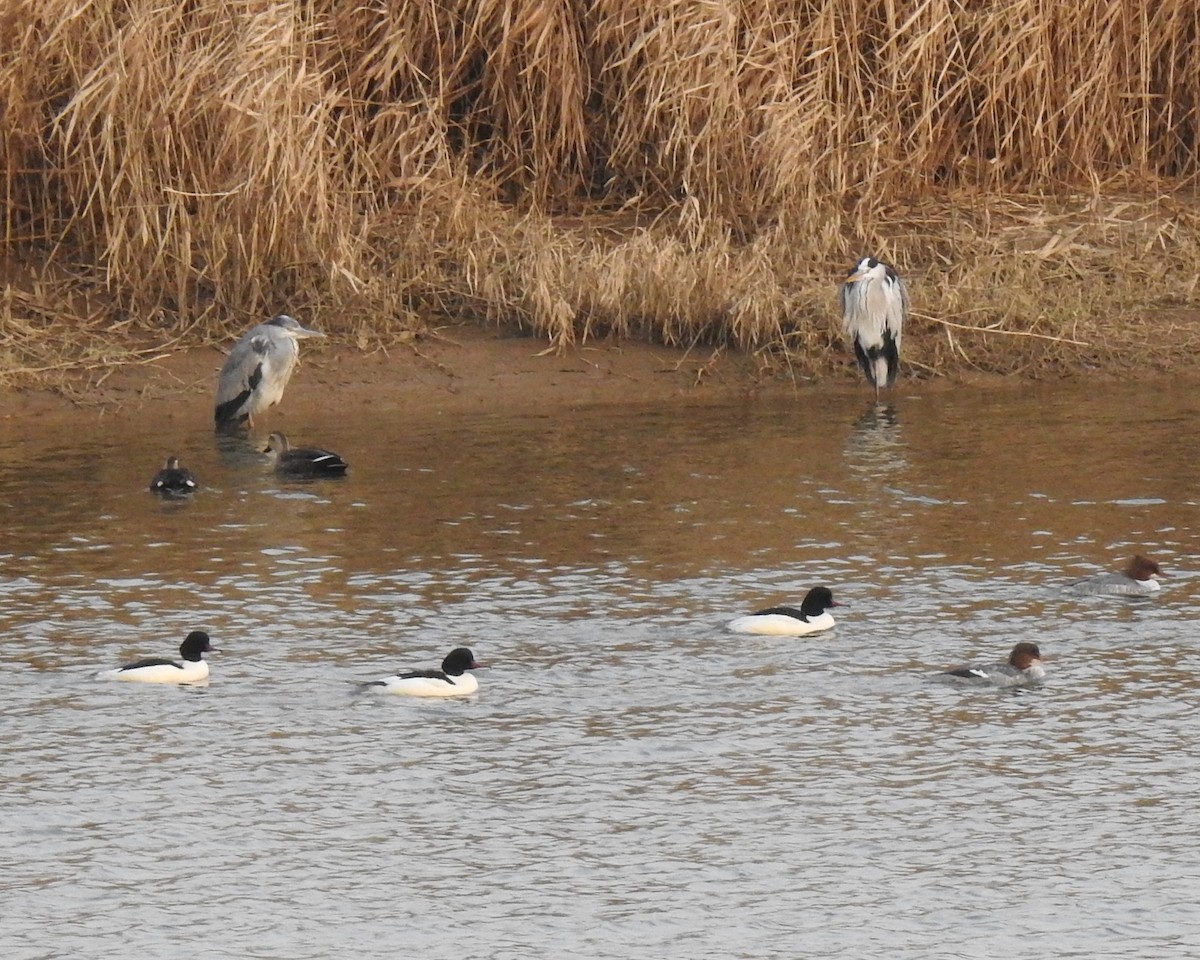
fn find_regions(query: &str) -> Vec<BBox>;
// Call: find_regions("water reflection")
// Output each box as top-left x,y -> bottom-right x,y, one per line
843,400 -> 906,476
214,428 -> 265,468
2,380 -> 1199,958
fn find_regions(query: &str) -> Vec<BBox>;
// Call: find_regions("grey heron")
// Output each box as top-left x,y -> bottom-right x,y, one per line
263,431 -> 348,478
214,314 -> 325,430
839,257 -> 908,396
149,455 -> 198,497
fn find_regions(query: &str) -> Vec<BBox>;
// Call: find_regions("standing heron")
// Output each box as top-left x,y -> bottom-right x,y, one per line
839,257 -> 908,397
214,314 -> 325,430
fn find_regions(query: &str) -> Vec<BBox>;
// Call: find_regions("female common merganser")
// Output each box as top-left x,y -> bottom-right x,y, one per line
98,630 -> 219,684
941,642 -> 1045,687
359,647 -> 485,698
726,586 -> 841,636
149,455 -> 198,497
1063,555 -> 1164,597
263,432 -> 348,479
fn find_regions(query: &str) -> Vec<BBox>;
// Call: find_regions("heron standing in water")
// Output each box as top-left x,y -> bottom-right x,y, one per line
839,257 -> 908,397
214,314 -> 325,431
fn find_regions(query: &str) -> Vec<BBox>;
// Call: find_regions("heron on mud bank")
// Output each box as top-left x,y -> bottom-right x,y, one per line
214,314 -> 325,431
839,257 -> 908,397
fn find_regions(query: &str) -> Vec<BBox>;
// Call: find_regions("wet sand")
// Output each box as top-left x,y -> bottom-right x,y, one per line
0,324 -> 802,425
0,318 -> 1152,428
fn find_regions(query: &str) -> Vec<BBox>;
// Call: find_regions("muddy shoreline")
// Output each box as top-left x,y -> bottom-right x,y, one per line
0,320 -> 1154,428
0,325 -> 803,425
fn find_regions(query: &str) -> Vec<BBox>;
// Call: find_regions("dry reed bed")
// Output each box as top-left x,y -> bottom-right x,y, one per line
2,0 -> 1200,386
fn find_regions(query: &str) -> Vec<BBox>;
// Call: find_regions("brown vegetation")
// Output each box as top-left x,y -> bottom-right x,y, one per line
3,0 -> 1200,387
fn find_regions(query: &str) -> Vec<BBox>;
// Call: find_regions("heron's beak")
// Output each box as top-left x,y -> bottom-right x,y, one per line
294,326 -> 325,339
844,268 -> 869,283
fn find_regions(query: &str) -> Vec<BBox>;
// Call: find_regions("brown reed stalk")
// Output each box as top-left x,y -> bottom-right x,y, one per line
2,0 -> 1199,384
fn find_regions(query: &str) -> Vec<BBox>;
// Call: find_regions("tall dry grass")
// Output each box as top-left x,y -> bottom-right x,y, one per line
3,0 -> 1200,383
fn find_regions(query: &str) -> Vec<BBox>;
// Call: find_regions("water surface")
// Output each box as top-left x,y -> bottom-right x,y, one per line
3,381 -> 1199,958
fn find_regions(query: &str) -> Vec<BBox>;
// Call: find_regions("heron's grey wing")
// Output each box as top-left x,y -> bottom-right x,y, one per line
214,334 -> 270,424
885,275 -> 908,342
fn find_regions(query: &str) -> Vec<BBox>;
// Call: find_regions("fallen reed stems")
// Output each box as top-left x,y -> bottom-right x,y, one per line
2,1 -> 1199,387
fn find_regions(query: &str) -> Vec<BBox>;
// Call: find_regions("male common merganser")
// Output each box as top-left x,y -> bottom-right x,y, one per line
149,455 -> 198,497
1063,555 -> 1164,597
941,642 -> 1045,687
98,630 -> 219,684
726,586 -> 841,636
359,647 -> 485,698
263,432 -> 348,479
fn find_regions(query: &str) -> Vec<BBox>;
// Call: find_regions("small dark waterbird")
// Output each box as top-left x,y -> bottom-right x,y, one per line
840,257 -> 908,397
214,314 -> 325,431
263,432 -> 348,479
148,455 -> 198,497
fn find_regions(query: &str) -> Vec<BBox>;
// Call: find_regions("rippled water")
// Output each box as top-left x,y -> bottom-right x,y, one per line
3,380 -> 1200,958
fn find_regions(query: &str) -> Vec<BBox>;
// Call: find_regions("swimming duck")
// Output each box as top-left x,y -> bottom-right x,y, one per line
1063,555 -> 1164,597
263,432 -> 348,479
98,630 -> 219,684
359,647 -> 485,698
149,455 -> 198,497
726,586 -> 841,636
941,642 -> 1045,687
